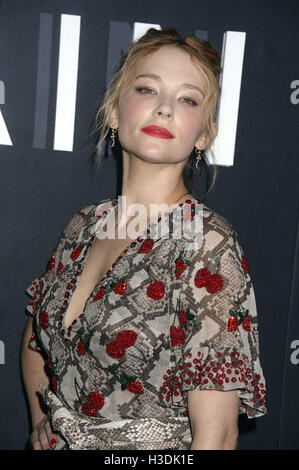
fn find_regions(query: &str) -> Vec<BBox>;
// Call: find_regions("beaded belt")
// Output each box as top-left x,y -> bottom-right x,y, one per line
40,386 -> 192,450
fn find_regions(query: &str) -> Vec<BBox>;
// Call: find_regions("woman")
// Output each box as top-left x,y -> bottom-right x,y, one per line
21,28 -> 267,450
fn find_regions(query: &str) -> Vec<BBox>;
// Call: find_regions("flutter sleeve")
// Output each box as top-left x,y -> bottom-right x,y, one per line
169,223 -> 268,419
25,209 -> 85,351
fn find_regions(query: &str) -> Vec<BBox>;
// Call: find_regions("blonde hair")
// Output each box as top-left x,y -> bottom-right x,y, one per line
92,28 -> 222,198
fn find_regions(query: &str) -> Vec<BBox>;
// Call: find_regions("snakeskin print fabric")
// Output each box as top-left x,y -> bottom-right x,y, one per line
25,197 -> 267,450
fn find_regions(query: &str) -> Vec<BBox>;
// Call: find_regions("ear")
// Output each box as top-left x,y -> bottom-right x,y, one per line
195,121 -> 218,150
108,104 -> 119,129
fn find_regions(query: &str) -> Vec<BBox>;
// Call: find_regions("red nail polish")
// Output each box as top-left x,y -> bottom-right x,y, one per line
50,439 -> 57,447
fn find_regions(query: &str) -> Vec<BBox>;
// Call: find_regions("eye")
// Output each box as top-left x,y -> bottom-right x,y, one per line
181,97 -> 198,106
135,87 -> 156,95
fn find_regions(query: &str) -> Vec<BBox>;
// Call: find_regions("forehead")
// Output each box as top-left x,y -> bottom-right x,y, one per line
133,45 -> 205,87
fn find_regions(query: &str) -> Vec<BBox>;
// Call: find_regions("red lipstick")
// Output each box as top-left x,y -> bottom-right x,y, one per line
141,125 -> 174,139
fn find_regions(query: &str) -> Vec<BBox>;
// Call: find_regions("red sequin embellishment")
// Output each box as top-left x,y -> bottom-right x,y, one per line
138,238 -> 154,254
205,273 -> 223,293
227,300 -> 251,332
51,376 -> 58,393
106,341 -> 126,358
126,380 -> 144,395
113,280 -> 127,295
82,392 -> 105,417
242,315 -> 251,332
174,248 -> 190,279
114,330 -> 138,348
194,267 -> 209,285
86,392 -> 104,410
159,349 -> 267,414
194,249 -> 225,293
147,280 -> 165,300
77,340 -> 86,356
228,316 -> 239,332
178,309 -> 188,325
170,325 -> 186,347
242,254 -> 250,273
70,245 -> 84,261
39,311 -> 49,329
48,253 -> 55,271
56,261 -> 64,274
93,287 -> 106,301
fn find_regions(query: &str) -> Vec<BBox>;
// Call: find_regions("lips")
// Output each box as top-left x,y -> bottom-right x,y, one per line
141,125 -> 174,139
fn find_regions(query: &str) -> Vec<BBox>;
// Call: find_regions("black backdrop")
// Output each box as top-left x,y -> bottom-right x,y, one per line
0,0 -> 298,450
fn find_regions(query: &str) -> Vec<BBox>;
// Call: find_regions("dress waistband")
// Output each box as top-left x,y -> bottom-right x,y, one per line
40,386 -> 192,451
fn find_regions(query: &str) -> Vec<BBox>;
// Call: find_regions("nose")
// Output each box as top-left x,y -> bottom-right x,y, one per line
153,96 -> 173,119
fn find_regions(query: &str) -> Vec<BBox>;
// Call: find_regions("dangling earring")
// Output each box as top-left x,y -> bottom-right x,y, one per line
195,147 -> 205,169
110,128 -> 117,147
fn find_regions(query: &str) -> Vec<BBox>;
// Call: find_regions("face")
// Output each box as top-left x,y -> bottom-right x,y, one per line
111,45 -> 208,165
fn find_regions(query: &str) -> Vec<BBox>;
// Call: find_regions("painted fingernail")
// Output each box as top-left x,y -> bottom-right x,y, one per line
50,439 -> 57,447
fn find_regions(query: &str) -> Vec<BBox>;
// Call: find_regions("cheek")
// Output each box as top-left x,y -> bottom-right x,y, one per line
178,112 -> 202,141
118,98 -> 147,127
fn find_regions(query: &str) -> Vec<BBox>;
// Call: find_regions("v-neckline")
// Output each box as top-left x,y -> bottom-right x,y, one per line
62,196 -> 200,330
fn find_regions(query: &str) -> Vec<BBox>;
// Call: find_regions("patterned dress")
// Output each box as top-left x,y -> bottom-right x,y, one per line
25,197 -> 267,450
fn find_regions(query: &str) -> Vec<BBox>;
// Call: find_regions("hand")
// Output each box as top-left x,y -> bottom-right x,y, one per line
30,414 -> 60,450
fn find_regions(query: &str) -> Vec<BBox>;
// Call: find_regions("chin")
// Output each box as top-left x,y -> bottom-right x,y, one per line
123,147 -> 171,163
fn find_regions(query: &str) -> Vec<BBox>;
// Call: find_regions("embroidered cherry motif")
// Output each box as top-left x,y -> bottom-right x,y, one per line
227,301 -> 251,332
242,315 -> 251,332
105,335 -> 146,395
138,238 -> 154,254
147,280 -> 165,299
47,357 -> 59,393
39,311 -> 49,329
146,268 -> 165,300
205,273 -> 223,293
56,261 -> 64,274
95,275 -> 127,298
106,330 -> 147,363
194,267 -> 211,287
228,316 -> 239,332
194,249 -> 224,293
93,287 -> 106,301
170,325 -> 185,347
74,378 -> 105,417
82,392 -> 105,417
48,253 -> 55,270
170,299 -> 201,348
51,376 -> 58,393
118,372 -> 144,395
126,380 -> 144,395
175,248 -> 190,279
114,330 -> 138,348
178,309 -> 188,325
77,333 -> 92,356
241,254 -> 250,274
77,340 -> 86,356
70,244 -> 84,261
106,342 -> 126,358
113,280 -> 127,295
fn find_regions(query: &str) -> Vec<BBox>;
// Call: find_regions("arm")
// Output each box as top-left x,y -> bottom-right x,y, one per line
20,316 -> 49,429
188,389 -> 240,450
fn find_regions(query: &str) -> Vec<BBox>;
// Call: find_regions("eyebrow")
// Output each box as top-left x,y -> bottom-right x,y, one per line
135,73 -> 205,98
